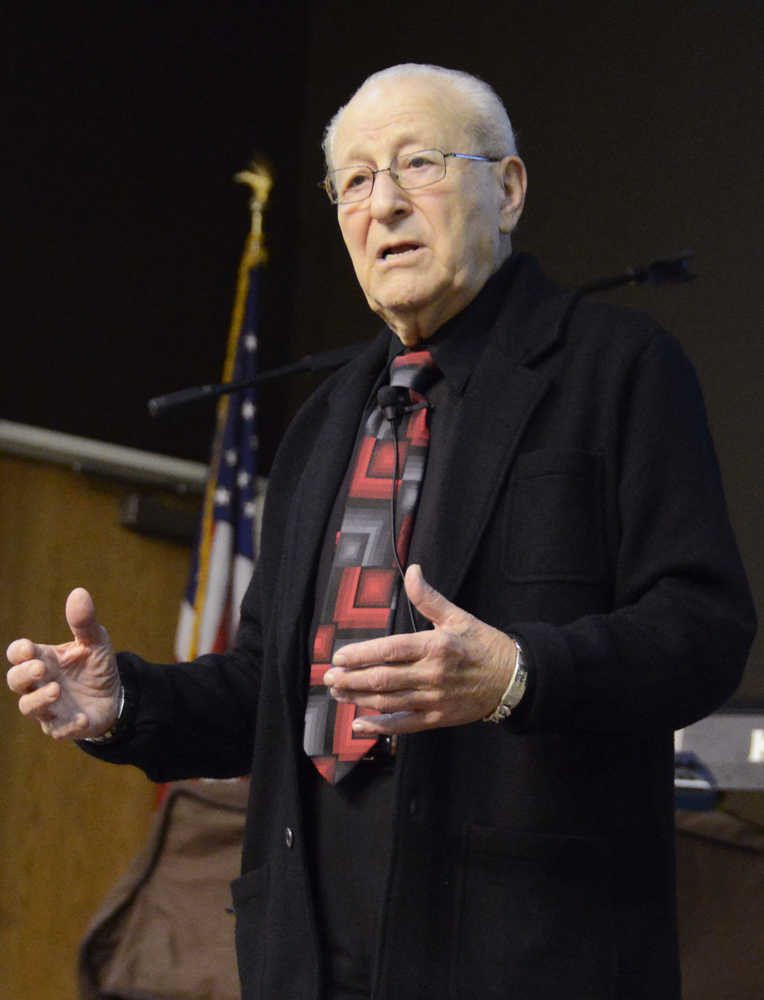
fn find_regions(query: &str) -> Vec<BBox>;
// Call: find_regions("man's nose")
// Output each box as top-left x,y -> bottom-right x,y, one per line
369,170 -> 412,221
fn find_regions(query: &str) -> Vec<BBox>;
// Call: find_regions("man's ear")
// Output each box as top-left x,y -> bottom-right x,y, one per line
498,156 -> 527,235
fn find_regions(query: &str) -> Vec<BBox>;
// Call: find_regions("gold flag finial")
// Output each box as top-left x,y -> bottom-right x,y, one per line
234,160 -> 273,267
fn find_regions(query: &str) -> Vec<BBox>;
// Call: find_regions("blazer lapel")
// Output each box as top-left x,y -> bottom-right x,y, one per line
275,333 -> 390,696
418,352 -> 551,602
419,259 -> 574,602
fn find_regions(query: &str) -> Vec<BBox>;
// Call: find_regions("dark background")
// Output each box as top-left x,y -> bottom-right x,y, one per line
5,1 -> 762,697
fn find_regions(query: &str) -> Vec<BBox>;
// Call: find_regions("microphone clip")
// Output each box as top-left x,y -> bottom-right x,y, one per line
377,385 -> 429,423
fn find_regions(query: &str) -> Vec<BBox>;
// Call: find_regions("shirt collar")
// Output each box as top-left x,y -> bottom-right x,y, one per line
386,253 -> 521,395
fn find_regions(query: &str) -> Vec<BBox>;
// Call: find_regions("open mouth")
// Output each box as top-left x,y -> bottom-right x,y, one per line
379,242 -> 422,260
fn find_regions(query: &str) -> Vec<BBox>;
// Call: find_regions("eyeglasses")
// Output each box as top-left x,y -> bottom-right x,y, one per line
322,148 -> 502,205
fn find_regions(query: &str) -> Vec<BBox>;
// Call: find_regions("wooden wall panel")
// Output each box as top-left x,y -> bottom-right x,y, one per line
0,454 -> 196,1000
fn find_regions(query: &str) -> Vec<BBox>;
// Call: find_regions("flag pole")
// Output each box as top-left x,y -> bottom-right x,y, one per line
186,162 -> 273,660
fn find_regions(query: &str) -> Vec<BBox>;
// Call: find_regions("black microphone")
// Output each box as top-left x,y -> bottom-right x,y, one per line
376,385 -> 431,423
554,251 -> 696,353
576,251 -> 695,296
377,385 -> 411,422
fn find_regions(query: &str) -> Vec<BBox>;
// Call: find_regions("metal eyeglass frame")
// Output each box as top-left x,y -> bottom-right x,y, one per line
322,149 -> 502,205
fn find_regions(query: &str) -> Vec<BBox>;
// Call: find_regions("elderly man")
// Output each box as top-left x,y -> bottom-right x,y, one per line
7,64 -> 755,999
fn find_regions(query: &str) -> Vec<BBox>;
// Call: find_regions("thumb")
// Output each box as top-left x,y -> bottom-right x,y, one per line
404,564 -> 466,629
65,588 -> 105,645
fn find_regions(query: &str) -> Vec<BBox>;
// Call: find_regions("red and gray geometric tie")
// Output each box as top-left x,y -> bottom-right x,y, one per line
303,350 -> 439,783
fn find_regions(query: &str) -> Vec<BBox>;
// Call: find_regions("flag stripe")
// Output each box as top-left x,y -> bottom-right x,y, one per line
176,220 -> 264,661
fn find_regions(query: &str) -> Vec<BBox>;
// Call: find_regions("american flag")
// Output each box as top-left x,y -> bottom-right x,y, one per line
174,260 -> 262,660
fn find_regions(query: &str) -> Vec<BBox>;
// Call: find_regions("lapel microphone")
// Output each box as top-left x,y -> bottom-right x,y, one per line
377,385 -> 430,423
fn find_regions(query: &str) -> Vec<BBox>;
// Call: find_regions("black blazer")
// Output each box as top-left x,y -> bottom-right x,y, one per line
94,254 -> 756,999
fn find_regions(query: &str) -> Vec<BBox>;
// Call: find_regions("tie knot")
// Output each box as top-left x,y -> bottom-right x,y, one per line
390,350 -> 439,393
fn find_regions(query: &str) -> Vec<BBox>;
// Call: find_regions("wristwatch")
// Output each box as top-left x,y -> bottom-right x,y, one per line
483,637 -> 528,723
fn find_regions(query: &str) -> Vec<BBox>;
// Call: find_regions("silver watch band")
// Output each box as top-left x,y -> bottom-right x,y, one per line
483,638 -> 528,723
83,684 -> 126,744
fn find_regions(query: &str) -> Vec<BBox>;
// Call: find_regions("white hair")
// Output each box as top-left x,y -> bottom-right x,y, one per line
322,63 -> 517,170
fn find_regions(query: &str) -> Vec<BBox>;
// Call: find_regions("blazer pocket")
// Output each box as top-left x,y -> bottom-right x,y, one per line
503,449 -> 606,583
231,863 -> 270,996
450,826 -> 615,999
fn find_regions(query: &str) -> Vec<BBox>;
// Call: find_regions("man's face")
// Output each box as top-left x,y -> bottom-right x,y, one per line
331,76 -> 525,344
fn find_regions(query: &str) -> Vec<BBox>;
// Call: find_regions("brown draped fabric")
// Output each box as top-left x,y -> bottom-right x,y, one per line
78,780 -> 248,1000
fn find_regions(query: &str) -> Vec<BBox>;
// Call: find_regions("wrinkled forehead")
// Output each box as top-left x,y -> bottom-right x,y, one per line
331,76 -> 475,168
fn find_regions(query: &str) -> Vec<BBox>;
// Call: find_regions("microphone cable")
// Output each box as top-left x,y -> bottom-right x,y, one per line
391,422 -> 418,633
377,385 -> 429,633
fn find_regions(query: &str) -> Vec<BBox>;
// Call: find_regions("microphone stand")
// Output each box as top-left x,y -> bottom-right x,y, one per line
148,342 -> 365,417
555,251 -> 695,346
147,251 -> 695,418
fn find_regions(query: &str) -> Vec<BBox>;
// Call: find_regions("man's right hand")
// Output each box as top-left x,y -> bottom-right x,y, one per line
6,588 -> 121,741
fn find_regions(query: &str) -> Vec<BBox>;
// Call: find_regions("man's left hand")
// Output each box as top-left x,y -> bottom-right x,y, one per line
323,564 -> 517,734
